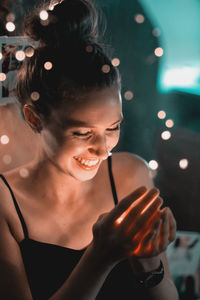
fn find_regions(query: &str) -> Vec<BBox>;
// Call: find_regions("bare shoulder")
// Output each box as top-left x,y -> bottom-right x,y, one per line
111,152 -> 154,201
0,174 -> 11,215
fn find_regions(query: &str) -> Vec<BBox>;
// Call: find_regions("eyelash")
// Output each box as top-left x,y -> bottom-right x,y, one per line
73,124 -> 120,137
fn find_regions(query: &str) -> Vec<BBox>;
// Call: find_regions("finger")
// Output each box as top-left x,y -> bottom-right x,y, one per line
141,198 -> 162,230
168,208 -> 177,243
116,188 -> 160,228
110,186 -> 148,225
159,207 -> 170,251
128,208 -> 160,244
132,219 -> 161,256
148,219 -> 162,255
126,195 -> 163,236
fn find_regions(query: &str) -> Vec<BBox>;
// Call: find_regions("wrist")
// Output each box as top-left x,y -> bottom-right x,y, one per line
85,241 -> 117,271
129,255 -> 161,276
129,258 -> 165,289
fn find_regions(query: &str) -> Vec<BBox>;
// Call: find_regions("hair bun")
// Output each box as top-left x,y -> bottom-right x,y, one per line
24,0 -> 99,47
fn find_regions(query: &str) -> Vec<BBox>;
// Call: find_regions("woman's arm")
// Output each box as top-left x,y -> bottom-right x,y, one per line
129,252 -> 179,300
112,152 -> 179,300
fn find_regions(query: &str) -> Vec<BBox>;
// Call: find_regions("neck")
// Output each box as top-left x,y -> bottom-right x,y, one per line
27,150 -> 92,207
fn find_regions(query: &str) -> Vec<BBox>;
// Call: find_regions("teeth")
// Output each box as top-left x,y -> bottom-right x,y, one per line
74,157 -> 99,167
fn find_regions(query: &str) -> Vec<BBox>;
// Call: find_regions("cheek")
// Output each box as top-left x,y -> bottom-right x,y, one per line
107,133 -> 120,150
57,138 -> 88,156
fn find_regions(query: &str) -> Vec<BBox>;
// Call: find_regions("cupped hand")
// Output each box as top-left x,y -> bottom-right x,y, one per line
131,205 -> 177,258
92,186 -> 174,265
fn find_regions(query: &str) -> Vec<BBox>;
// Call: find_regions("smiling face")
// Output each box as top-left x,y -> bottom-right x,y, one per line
40,86 -> 123,182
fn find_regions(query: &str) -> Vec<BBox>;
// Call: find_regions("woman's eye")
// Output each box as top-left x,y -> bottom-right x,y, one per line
107,124 -> 120,131
73,131 -> 92,136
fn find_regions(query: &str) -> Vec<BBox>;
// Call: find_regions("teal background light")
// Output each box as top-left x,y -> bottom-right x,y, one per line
139,0 -> 200,95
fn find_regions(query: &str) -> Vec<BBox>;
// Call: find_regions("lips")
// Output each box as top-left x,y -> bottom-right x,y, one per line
74,156 -> 100,170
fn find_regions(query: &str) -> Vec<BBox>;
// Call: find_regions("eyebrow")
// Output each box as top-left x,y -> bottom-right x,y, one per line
61,116 -> 124,128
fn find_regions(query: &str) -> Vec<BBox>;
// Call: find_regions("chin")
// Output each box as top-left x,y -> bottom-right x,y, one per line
72,168 -> 99,182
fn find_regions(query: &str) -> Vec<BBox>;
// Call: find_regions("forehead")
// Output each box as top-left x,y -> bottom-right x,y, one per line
55,86 -> 122,127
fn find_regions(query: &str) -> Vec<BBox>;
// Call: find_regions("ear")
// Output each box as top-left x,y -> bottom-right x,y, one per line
23,104 -> 43,133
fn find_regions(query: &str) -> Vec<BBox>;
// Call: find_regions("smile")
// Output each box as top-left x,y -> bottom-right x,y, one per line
74,156 -> 100,170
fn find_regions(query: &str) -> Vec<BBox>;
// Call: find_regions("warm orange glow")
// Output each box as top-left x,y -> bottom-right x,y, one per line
115,190 -> 148,225
115,205 -> 132,225
140,197 -> 157,215
132,242 -> 142,255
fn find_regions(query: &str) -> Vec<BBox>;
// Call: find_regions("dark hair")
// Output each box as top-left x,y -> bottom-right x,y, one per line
16,0 -> 121,123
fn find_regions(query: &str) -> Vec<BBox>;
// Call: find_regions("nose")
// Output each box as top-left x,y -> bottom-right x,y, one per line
88,133 -> 109,159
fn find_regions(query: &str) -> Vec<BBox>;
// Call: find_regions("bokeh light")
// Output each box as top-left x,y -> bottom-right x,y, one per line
0,135 -> 10,145
124,90 -> 134,100
25,47 -> 35,58
154,47 -> 164,57
85,45 -> 93,53
165,119 -> 174,128
112,58 -> 120,67
157,110 -> 166,119
31,91 -> 40,101
44,61 -> 53,70
0,53 -> 2,60
0,73 -> 6,82
39,10 -> 49,21
2,155 -> 12,165
5,22 -> 15,32
149,160 -> 159,170
179,159 -> 189,170
161,130 -> 171,140
135,14 -> 145,24
101,64 -> 110,73
15,50 -> 25,61
19,168 -> 29,178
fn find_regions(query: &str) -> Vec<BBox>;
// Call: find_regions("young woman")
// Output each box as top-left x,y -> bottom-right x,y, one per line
0,0 -> 179,299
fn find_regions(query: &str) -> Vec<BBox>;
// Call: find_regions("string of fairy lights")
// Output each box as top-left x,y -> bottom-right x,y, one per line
0,8 -> 189,177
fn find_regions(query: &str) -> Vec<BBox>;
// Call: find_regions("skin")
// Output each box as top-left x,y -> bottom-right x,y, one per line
0,86 -> 178,299
0,102 -> 40,173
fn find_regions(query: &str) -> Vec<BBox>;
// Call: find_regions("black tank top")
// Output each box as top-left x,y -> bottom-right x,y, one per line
0,155 -> 145,300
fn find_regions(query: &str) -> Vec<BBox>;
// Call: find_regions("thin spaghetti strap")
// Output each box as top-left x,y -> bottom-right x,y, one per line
107,155 -> 118,205
0,174 -> 29,239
